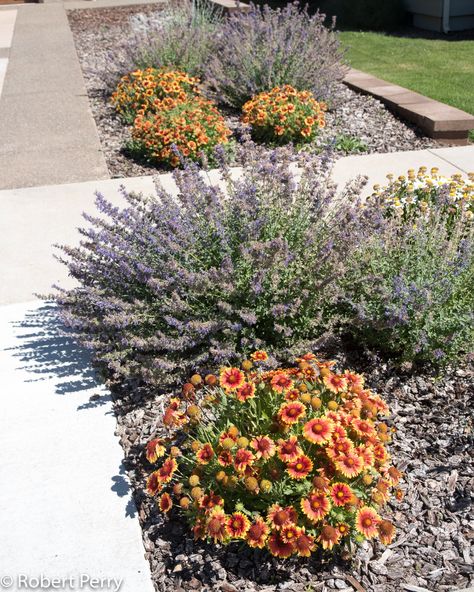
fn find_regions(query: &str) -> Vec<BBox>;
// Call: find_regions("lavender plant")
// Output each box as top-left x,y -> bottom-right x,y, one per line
339,192 -> 474,366
105,0 -> 221,88
53,143 -> 368,392
205,2 -> 347,108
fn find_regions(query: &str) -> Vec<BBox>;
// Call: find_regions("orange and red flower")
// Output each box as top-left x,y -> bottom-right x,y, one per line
326,437 -> 353,460
294,529 -> 315,557
163,397 -> 187,427
251,350 -> 268,362
330,482 -> 353,506
158,492 -> 172,513
287,454 -> 313,480
323,373 -> 348,394
236,382 -> 256,402
356,506 -> 381,538
267,504 -> 298,530
268,531 -> 295,558
250,435 -> 276,460
335,452 -> 364,478
280,523 -> 301,544
234,448 -> 255,472
301,492 -> 331,522
318,524 -> 341,550
196,443 -> 215,465
220,367 -> 245,391
378,519 -> 396,545
303,417 -> 334,445
199,491 -> 224,512
277,436 -> 302,462
246,518 -> 269,548
351,418 -> 377,439
206,507 -> 228,542
217,450 -> 233,467
278,401 -> 306,425
146,471 -> 162,496
146,438 -> 166,463
355,445 -> 375,469
226,512 -> 250,538
270,372 -> 294,393
157,457 -> 178,484
284,388 -> 300,401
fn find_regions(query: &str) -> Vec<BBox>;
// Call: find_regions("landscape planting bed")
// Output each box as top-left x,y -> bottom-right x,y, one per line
112,349 -> 473,592
68,5 -> 443,179
64,6 -> 474,592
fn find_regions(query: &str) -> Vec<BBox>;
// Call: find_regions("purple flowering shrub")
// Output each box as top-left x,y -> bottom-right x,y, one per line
205,2 -> 347,108
339,183 -> 474,366
53,143 -> 369,391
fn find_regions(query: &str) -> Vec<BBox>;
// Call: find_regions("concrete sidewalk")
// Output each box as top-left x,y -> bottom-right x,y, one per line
0,3 -> 109,189
0,9 -> 17,95
0,300 -> 154,592
0,145 -> 473,305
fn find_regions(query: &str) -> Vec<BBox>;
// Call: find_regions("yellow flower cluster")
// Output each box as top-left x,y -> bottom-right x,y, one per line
242,85 -> 326,145
371,166 -> 474,222
132,97 -> 231,167
145,352 -> 401,558
111,68 -> 200,124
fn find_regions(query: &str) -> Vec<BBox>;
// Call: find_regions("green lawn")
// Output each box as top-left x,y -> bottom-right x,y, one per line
339,31 -> 474,116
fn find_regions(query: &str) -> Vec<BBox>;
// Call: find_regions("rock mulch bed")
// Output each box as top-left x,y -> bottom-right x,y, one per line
108,350 -> 473,592
68,5 -> 442,179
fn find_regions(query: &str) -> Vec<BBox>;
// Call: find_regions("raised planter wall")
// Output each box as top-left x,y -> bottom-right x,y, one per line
344,68 -> 474,145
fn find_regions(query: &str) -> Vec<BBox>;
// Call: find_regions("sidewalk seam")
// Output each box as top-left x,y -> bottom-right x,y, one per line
426,148 -> 469,174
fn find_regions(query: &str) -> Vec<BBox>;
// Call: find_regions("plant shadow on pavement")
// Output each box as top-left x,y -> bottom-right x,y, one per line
10,301 -> 109,404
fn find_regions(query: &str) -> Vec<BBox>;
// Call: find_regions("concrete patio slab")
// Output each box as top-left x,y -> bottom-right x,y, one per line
0,3 -> 109,189
0,300 -> 154,592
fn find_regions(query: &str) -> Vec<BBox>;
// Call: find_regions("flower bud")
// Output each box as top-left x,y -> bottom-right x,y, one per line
190,374 -> 202,386
189,475 -> 200,487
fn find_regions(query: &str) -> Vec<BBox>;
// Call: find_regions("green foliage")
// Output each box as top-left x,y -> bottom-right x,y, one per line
339,201 -> 474,366
334,134 -> 368,154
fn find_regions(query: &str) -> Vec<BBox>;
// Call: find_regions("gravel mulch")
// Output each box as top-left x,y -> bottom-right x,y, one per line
68,5 -> 443,180
106,349 -> 473,592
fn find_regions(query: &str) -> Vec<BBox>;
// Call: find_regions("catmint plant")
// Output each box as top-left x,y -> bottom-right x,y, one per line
339,196 -> 474,366
53,142 -> 367,392
205,2 -> 347,108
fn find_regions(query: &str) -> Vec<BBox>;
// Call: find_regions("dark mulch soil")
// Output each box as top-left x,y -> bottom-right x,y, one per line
68,5 -> 444,180
106,346 -> 473,592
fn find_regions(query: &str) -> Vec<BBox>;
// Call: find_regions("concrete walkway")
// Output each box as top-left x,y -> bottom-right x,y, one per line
0,145 -> 473,305
0,300 -> 154,592
0,9 -> 16,95
0,3 -> 109,189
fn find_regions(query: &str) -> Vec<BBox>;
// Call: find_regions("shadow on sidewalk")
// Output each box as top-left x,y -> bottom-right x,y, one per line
9,301 -> 107,402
